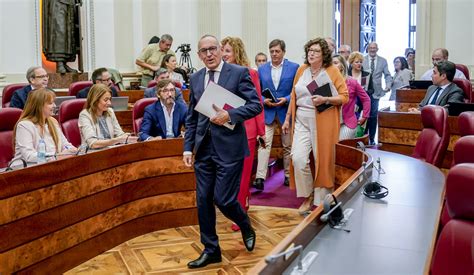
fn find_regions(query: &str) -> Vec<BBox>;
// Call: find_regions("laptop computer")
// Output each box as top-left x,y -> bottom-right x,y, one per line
409,80 -> 433,89
111,96 -> 129,111
447,102 -> 474,116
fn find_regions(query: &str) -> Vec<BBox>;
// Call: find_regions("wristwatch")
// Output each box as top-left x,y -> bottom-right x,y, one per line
325,97 -> 330,105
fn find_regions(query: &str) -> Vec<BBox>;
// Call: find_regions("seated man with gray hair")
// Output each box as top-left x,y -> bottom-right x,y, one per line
144,68 -> 186,105
10,66 -> 50,109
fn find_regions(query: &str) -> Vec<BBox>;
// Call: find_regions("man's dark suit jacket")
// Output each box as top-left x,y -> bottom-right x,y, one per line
139,100 -> 187,141
76,86 -> 119,98
184,62 -> 262,162
419,82 -> 465,108
10,85 -> 33,109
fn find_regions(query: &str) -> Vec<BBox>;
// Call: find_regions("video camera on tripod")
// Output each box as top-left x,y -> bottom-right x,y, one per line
175,43 -> 195,84
176,43 -> 191,53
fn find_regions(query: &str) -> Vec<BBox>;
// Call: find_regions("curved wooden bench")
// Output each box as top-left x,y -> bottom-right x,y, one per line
0,139 -> 197,274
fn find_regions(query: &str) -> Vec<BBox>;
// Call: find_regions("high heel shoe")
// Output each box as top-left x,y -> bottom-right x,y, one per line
298,193 -> 314,215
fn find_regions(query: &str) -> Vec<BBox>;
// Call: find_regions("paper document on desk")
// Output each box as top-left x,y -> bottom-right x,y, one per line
195,81 -> 246,130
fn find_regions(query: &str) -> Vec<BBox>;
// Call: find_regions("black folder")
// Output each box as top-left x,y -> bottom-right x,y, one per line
262,88 -> 278,102
307,82 -> 333,112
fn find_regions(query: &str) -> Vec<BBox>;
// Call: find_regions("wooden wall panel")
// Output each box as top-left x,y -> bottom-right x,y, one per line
0,139 -> 198,274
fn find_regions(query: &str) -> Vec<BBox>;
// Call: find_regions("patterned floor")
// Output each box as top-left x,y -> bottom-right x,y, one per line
65,206 -> 303,274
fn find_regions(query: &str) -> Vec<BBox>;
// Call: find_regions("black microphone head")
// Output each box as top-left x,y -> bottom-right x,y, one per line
363,181 -> 389,199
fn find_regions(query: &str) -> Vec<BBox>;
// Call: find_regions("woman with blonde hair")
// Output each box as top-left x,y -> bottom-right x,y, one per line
282,38 -> 349,214
221,36 -> 265,231
78,84 -> 137,148
14,88 -> 76,163
332,54 -> 371,140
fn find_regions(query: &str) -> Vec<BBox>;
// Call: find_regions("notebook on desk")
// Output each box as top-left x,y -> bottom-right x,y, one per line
111,96 -> 129,111
409,80 -> 433,89
447,102 -> 474,116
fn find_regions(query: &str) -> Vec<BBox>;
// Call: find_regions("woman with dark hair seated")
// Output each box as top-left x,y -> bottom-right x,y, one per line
14,88 -> 77,163
139,79 -> 187,141
78,84 -> 137,149
390,56 -> 414,101
161,53 -> 184,87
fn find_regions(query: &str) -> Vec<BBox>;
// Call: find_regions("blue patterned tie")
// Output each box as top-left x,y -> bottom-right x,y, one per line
429,87 -> 442,105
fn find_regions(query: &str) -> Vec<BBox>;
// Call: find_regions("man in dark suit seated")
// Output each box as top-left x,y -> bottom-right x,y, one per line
409,61 -> 465,113
10,66 -> 49,109
183,34 -> 262,269
76,67 -> 119,98
144,68 -> 186,106
139,79 -> 187,141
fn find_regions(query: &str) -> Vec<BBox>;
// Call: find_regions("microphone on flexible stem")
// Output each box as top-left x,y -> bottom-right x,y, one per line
5,157 -> 28,171
320,201 -> 342,222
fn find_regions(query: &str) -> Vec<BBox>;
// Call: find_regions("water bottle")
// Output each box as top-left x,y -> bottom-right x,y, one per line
37,139 -> 47,164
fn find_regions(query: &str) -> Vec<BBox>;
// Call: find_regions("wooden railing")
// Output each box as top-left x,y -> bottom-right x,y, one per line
0,139 -> 197,274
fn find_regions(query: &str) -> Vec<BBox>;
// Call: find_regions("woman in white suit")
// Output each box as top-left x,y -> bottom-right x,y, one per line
79,84 -> 137,148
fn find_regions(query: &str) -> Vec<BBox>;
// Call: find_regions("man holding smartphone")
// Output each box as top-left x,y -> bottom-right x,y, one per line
254,39 -> 299,190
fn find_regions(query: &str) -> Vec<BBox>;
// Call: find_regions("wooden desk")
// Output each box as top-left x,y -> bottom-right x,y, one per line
378,109 -> 461,170
251,149 -> 444,274
395,88 -> 426,112
249,143 -> 371,274
0,139 -> 196,274
118,89 -> 144,104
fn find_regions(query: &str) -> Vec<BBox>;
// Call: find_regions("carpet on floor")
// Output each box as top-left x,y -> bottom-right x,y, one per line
249,170 -> 304,209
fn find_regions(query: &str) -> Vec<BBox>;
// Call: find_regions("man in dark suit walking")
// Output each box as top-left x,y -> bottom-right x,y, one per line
183,35 -> 262,269
409,60 -> 465,113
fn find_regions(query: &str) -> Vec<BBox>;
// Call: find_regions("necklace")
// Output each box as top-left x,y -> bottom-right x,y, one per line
310,67 -> 322,77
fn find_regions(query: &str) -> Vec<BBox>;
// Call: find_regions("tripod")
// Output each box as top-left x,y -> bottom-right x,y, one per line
178,51 -> 196,73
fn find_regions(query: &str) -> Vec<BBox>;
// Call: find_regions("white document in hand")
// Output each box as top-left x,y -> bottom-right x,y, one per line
194,81 -> 246,130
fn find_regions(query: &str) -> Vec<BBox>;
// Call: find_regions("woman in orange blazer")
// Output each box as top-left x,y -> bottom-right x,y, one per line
221,36 -> 265,231
282,38 -> 349,215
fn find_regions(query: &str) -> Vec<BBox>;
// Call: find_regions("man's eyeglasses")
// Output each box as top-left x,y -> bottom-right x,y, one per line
160,88 -> 175,93
198,46 -> 218,55
34,74 -> 49,79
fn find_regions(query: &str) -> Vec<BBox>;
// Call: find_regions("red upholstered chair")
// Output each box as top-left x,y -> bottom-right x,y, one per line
441,112 -> 474,227
59,99 -> 86,147
0,108 -> 23,168
452,78 -> 473,103
458,111 -> 474,136
412,105 -> 450,167
455,63 -> 470,80
147,80 -> 157,88
431,163 -> 474,275
68,81 -> 93,97
132,97 -> 158,134
2,83 -> 28,107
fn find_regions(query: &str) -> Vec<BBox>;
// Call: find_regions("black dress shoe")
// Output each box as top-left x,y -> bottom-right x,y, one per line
187,252 -> 222,269
284,177 -> 289,186
242,228 -> 256,251
253,178 -> 264,190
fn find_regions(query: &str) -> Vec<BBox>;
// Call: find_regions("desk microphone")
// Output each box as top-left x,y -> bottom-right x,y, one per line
5,157 -> 28,171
